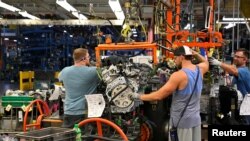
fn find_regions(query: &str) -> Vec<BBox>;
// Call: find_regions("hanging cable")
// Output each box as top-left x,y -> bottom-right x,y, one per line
217,0 -> 221,24
189,0 -> 194,33
236,0 -> 240,49
79,12 -> 121,43
232,0 -> 236,55
134,0 -> 148,41
184,0 -> 193,14
138,16 -> 148,41
202,0 -> 206,22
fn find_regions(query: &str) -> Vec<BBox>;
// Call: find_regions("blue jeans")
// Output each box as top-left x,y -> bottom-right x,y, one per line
62,114 -> 86,129
244,115 -> 250,125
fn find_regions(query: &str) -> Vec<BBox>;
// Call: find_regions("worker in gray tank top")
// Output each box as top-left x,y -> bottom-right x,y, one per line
131,45 -> 209,141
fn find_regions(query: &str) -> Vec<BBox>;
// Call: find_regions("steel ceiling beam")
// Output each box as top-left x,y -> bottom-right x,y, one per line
0,19 -> 147,26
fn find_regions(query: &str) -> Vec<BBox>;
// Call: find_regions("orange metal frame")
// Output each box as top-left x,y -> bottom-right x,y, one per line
78,118 -> 129,141
95,42 -> 158,67
173,30 -> 223,47
165,0 -> 223,56
23,99 -> 51,132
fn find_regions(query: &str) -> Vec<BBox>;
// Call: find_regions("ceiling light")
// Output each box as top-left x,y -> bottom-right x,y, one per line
217,21 -> 247,24
56,0 -> 87,20
0,0 -> 21,12
184,23 -> 194,30
0,1 -> 40,19
19,11 -> 40,20
222,17 -> 250,21
224,23 -> 236,29
72,11 -> 87,20
56,0 -> 76,12
108,0 -> 125,20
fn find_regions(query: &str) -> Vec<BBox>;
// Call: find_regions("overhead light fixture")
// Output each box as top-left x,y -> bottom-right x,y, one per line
0,0 -> 40,19
217,21 -> 247,24
56,0 -> 87,20
19,11 -> 40,20
224,23 -> 236,29
72,11 -> 87,20
216,20 -> 247,24
56,0 -> 76,12
48,24 -> 54,28
108,0 -> 125,20
222,16 -> 250,21
184,23 -> 194,30
0,0 -> 20,12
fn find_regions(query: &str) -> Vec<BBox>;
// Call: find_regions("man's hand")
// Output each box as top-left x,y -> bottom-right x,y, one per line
209,57 -> 222,66
130,93 -> 141,100
191,50 -> 199,56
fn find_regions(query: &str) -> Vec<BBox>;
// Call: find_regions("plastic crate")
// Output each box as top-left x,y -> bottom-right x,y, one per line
1,96 -> 34,107
15,127 -> 76,141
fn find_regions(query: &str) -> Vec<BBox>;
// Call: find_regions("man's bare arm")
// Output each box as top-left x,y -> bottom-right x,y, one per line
193,50 -> 209,75
220,63 -> 238,76
140,72 -> 181,101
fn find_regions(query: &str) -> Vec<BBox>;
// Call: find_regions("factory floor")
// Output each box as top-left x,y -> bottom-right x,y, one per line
0,80 -> 209,140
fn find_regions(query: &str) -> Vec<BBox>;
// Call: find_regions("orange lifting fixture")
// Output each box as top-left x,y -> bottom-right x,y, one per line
23,99 -> 51,132
95,42 -> 158,67
164,0 -> 224,57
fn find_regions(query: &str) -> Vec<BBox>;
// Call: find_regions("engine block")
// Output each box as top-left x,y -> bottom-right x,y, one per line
100,61 -> 152,113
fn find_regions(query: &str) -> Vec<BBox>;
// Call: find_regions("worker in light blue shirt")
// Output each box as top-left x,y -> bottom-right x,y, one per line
210,48 -> 250,125
59,48 -> 100,128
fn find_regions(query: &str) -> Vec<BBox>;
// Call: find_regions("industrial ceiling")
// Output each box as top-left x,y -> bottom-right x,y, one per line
0,0 -> 154,20
0,0 -> 242,20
